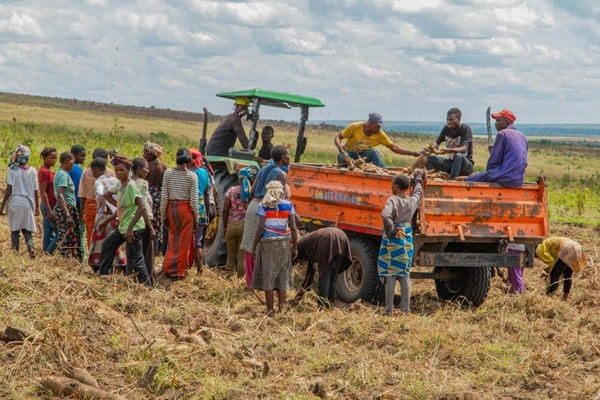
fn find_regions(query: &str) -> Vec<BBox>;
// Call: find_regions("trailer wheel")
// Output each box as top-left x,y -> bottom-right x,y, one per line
434,267 -> 491,307
337,238 -> 379,303
204,170 -> 238,267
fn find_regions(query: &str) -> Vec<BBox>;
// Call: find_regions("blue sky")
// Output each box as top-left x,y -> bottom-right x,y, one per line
1,0 -> 599,124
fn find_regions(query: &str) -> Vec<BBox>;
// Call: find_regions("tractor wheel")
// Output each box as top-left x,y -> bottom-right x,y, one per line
434,266 -> 491,307
336,237 -> 380,303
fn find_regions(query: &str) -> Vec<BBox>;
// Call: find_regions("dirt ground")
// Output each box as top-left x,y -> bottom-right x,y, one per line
0,221 -> 598,400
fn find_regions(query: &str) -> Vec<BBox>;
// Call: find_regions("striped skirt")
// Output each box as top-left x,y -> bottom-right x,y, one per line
162,200 -> 195,277
252,236 -> 293,291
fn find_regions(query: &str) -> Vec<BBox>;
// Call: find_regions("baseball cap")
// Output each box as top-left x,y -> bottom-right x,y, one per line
491,109 -> 516,123
368,112 -> 384,127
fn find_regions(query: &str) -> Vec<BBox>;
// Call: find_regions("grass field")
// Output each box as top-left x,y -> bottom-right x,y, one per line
0,95 -> 599,399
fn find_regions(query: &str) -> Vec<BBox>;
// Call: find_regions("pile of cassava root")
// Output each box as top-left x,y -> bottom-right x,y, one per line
335,156 -> 450,180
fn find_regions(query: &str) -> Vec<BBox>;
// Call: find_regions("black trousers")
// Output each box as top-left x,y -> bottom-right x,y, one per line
547,258 -> 573,295
98,229 -> 151,287
317,268 -> 339,308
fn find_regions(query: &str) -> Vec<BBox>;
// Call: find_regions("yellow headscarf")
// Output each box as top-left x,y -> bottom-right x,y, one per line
536,237 -> 587,272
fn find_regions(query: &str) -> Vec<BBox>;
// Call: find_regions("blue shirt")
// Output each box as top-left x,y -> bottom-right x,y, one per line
253,164 -> 283,198
67,163 -> 83,207
466,125 -> 528,188
193,167 -> 210,197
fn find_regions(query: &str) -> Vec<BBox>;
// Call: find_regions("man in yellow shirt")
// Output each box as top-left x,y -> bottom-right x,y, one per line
334,113 -> 420,168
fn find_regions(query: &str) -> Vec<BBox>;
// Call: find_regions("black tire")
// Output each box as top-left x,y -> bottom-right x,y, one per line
434,266 -> 491,307
204,170 -> 238,267
337,237 -> 380,303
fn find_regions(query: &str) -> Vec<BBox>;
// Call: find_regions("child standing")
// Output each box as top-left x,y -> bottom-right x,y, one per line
379,170 -> 424,315
252,180 -> 298,316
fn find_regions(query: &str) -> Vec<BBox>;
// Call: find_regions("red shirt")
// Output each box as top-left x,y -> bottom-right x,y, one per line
38,165 -> 57,208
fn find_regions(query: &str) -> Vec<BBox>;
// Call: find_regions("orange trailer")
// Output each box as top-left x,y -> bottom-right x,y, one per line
288,163 -> 548,306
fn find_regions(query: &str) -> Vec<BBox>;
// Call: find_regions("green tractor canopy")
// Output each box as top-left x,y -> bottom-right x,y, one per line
216,89 -> 325,162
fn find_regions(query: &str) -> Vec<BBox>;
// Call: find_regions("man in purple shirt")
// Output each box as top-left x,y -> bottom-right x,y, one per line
466,109 -> 528,188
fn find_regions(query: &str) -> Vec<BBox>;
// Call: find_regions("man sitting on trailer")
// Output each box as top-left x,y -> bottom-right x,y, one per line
334,113 -> 420,168
425,108 -> 474,180
205,97 -> 250,157
466,109 -> 528,188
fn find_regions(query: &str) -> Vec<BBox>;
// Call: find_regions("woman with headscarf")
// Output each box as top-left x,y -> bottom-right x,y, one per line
98,156 -> 151,286
536,237 -> 588,300
143,141 -> 168,255
187,148 -> 211,273
251,180 -> 298,317
88,157 -> 126,273
161,148 -> 199,278
0,144 -> 39,258
223,166 -> 257,281
53,152 -> 84,261
240,145 -> 290,289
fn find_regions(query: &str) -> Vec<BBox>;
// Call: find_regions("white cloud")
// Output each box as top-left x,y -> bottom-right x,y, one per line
0,0 -> 598,123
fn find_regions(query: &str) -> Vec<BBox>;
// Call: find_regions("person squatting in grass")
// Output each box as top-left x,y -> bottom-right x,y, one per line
296,227 -> 352,309
98,156 -> 151,287
88,157 -> 126,273
379,170 -> 424,315
131,157 -> 156,286
53,152 -> 84,261
0,144 -> 39,258
223,166 -> 258,282
38,147 -> 59,255
240,145 -> 290,290
160,148 -> 199,279
536,237 -> 588,300
188,148 -> 211,274
251,180 -> 298,317
78,148 -> 113,250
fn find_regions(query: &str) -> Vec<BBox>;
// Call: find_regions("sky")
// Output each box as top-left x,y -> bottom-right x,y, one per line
1,0 -> 599,124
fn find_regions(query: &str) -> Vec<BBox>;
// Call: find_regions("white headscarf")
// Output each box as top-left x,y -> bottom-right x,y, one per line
261,180 -> 284,209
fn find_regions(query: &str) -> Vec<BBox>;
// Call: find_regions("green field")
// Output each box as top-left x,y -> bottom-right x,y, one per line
1,94 -> 599,399
1,95 -> 599,226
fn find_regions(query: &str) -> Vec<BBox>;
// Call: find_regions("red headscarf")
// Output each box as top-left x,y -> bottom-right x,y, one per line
188,148 -> 203,168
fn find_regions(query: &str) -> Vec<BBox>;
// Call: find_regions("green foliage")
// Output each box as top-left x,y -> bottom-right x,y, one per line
149,131 -> 173,146
547,173 -> 600,225
0,120 -> 191,169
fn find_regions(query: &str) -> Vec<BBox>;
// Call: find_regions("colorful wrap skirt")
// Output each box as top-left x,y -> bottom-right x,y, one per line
149,186 -> 164,252
88,218 -> 126,271
54,204 -> 84,262
162,200 -> 195,277
83,199 -> 98,249
378,223 -> 414,278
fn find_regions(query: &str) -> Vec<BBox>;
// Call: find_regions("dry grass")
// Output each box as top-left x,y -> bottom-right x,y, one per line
1,217 -> 599,399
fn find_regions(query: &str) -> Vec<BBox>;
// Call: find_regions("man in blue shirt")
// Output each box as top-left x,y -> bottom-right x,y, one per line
466,109 -> 528,188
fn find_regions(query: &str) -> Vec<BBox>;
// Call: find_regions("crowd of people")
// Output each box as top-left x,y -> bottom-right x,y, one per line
0,98 -> 589,316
